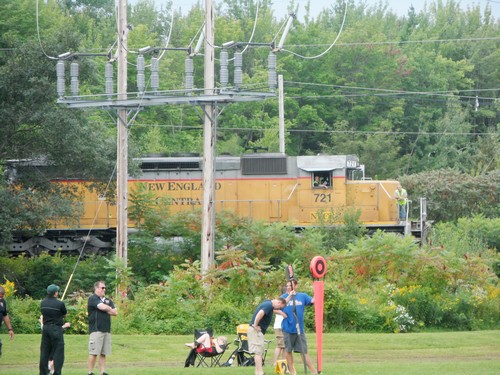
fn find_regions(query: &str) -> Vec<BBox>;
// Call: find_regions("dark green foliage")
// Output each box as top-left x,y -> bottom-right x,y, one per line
5,297 -> 41,334
0,1 -> 117,241
128,233 -> 181,284
401,169 -> 499,222
326,231 -> 499,332
0,253 -> 111,299
127,207 -> 332,286
323,286 -> 386,332
3,215 -> 499,334
309,208 -> 367,251
431,216 -> 500,252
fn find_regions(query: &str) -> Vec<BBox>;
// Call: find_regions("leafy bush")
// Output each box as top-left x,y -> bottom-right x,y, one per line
401,169 -> 499,222
65,294 -> 89,334
388,285 -> 439,328
311,208 -> 367,251
2,217 -> 499,335
0,253 -> 111,299
431,216 -> 500,253
7,297 -> 41,334
326,232 -> 499,331
323,286 -> 386,332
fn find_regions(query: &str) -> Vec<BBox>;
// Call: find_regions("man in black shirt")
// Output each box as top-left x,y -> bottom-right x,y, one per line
39,284 -> 67,375
0,285 -> 15,358
87,281 -> 117,375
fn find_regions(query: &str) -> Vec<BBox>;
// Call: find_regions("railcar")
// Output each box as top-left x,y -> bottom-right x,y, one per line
6,153 -> 429,255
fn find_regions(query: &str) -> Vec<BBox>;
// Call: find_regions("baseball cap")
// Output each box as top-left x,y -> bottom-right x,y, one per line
47,284 -> 60,295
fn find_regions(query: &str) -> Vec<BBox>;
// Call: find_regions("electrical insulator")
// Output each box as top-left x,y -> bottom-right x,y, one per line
137,54 -> 145,93
56,60 -> 65,98
185,57 -> 194,91
277,14 -> 295,51
268,52 -> 277,91
220,49 -> 229,88
151,56 -> 159,92
234,51 -> 243,88
105,61 -> 114,97
70,61 -> 79,96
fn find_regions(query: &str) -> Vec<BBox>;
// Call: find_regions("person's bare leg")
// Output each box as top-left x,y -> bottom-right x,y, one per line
304,353 -> 318,374
98,354 -> 106,374
273,347 -> 281,366
285,351 -> 295,375
197,333 -> 211,348
254,353 -> 263,375
185,332 -> 211,349
88,354 -> 97,374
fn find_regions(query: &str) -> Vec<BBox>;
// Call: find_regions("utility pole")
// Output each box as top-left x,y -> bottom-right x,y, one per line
116,0 -> 128,280
278,74 -> 285,154
57,0 -> 275,281
201,0 -> 216,275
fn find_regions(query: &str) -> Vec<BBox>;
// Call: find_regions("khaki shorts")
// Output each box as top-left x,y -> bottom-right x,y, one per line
88,331 -> 112,356
275,328 -> 285,348
247,325 -> 265,356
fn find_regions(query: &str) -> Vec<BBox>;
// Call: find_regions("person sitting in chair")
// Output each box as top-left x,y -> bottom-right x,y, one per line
185,333 -> 228,354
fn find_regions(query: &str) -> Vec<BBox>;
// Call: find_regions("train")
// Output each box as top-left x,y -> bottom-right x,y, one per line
6,153 -> 429,255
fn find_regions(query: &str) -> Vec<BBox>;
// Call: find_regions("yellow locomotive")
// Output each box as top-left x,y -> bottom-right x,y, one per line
8,153 -> 428,255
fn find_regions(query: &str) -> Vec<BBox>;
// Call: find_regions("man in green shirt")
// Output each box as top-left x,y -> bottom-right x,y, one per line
395,183 -> 408,221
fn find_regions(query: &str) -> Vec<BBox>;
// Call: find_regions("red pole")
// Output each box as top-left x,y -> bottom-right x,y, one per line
313,280 -> 324,373
310,256 -> 327,373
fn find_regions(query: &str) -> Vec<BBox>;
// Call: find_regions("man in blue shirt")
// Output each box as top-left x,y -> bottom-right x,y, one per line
281,279 -> 317,375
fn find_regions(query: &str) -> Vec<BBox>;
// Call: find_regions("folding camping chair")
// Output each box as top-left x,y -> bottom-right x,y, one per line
184,328 -> 230,368
222,323 -> 271,367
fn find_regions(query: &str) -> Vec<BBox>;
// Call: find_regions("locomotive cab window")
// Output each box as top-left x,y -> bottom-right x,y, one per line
312,172 -> 331,189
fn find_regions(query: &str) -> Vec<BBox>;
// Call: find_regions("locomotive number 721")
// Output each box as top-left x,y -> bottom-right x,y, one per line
314,193 -> 332,203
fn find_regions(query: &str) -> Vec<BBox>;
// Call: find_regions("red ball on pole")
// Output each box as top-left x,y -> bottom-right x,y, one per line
310,255 -> 327,279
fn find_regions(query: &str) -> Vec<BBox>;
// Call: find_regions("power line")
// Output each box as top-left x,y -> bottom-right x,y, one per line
281,1 -> 348,59
287,93 -> 499,101
90,122 -> 498,137
238,0 -> 261,55
16,36 -> 500,56
284,81 -> 500,100
287,82 -> 500,94
285,37 -> 500,49
36,0 -> 57,60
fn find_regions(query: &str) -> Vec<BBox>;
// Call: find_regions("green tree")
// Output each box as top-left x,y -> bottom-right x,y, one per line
401,169 -> 499,222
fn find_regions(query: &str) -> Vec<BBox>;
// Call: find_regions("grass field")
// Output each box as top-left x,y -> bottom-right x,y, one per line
0,331 -> 499,374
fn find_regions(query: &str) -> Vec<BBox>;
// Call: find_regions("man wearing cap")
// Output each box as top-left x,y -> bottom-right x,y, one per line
39,284 -> 68,375
0,285 -> 15,358
87,281 -> 117,375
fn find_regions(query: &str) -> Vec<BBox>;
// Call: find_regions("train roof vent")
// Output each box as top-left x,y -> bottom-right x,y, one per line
241,154 -> 287,175
141,161 -> 200,170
